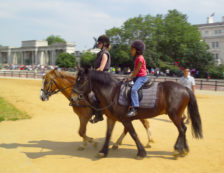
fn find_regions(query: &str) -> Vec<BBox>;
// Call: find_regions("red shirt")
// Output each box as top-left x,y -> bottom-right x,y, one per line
134,55 -> 147,77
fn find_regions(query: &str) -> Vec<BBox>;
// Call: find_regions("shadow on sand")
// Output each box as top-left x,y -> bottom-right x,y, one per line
0,139 -> 175,160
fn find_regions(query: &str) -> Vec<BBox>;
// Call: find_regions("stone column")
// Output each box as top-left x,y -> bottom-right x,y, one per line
34,49 -> 38,65
7,50 -> 12,64
0,52 -> 2,64
52,50 -> 56,65
22,51 -> 24,64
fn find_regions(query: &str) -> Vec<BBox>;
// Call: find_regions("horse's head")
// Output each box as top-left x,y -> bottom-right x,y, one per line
40,70 -> 58,101
72,68 -> 92,96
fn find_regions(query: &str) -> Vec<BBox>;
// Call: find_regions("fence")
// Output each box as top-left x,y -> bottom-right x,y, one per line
0,70 -> 224,91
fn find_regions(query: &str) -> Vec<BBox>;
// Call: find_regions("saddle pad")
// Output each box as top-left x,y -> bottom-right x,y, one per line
118,82 -> 159,108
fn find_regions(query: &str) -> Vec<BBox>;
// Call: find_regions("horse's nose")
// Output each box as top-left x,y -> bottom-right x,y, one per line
69,97 -> 74,102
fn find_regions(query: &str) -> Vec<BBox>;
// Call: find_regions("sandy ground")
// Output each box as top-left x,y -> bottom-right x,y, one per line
0,78 -> 224,173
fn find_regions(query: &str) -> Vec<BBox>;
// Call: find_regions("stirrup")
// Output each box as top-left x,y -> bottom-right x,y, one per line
89,116 -> 104,124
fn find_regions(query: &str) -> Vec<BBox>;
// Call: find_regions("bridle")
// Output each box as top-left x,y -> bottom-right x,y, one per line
41,78 -> 73,98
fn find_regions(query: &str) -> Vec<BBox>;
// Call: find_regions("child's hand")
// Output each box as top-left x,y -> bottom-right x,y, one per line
125,77 -> 131,82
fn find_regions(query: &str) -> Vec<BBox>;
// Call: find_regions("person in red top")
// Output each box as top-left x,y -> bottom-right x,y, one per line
126,40 -> 149,117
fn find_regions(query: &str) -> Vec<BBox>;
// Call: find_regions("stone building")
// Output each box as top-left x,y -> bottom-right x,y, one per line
0,40 -> 75,65
197,16 -> 224,65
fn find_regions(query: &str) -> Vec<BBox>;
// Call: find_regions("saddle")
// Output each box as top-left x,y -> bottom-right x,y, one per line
119,79 -> 154,106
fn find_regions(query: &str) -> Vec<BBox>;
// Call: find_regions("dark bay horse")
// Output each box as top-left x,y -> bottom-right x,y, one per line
71,68 -> 203,159
40,70 -> 154,150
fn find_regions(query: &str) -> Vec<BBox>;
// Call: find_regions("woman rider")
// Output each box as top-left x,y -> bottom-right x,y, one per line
89,35 -> 111,123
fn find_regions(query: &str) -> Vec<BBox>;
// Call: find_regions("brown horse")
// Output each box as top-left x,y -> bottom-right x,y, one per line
71,68 -> 203,159
40,69 -> 154,150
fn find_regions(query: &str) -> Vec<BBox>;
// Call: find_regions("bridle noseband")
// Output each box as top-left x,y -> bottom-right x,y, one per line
41,78 -> 73,98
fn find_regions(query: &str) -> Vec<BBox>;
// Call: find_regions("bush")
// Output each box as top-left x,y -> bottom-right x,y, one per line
207,65 -> 224,79
56,52 -> 76,68
80,52 -> 96,67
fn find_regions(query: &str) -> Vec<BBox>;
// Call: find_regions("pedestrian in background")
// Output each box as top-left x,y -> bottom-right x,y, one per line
179,67 -> 196,123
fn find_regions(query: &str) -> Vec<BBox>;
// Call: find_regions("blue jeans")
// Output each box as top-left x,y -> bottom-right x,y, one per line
131,76 -> 149,107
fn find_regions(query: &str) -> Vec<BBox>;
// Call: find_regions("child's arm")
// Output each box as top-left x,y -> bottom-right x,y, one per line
127,61 -> 142,81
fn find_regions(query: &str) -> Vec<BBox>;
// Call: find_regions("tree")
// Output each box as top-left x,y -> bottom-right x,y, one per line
80,52 -> 96,67
56,52 -> 76,68
158,10 -> 213,72
46,35 -> 66,45
106,10 -> 213,73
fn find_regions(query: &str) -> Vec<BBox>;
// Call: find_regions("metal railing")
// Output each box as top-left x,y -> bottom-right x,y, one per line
0,70 -> 224,91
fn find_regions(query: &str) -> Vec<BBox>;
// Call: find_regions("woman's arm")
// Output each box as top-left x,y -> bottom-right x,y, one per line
96,53 -> 108,71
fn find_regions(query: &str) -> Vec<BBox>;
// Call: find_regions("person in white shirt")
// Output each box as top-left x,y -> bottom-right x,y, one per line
179,67 -> 196,123
179,68 -> 195,94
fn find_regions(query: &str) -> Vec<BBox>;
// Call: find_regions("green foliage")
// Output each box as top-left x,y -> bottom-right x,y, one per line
106,10 -> 214,75
46,35 -> 66,45
207,65 -> 224,79
0,97 -> 30,122
110,44 -> 133,68
80,51 -> 96,67
56,52 -> 76,68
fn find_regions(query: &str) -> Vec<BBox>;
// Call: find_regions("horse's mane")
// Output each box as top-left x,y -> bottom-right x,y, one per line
55,70 -> 76,81
89,70 -> 119,87
46,70 -> 76,84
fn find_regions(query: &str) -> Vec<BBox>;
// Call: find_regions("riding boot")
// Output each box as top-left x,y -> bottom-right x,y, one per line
89,100 -> 104,124
127,107 -> 138,117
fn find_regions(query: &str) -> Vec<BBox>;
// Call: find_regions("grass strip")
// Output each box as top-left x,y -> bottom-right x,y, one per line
0,97 -> 30,122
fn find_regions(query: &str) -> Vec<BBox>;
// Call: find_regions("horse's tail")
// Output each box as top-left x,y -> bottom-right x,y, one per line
187,88 -> 203,139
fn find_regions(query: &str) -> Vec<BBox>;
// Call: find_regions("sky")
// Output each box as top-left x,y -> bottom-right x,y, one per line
0,0 -> 223,51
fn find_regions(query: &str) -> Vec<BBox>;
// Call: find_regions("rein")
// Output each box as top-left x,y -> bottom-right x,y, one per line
42,78 -> 73,97
72,76 -> 120,111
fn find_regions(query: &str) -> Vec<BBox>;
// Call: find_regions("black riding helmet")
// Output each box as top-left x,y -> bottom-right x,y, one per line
131,40 -> 145,55
98,35 -> 110,48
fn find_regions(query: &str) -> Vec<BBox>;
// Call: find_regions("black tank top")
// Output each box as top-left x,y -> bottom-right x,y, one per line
94,49 -> 111,71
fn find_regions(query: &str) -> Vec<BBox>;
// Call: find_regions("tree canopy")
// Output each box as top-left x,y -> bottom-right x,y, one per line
56,52 -> 76,68
46,35 -> 66,45
80,51 -> 96,67
106,9 -> 214,75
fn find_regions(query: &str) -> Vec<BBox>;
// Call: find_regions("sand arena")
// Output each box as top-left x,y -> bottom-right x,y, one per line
0,78 -> 224,173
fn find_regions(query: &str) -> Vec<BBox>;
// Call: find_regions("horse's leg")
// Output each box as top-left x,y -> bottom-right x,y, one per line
96,117 -> 115,158
140,119 -> 154,148
168,112 -> 188,157
76,112 -> 96,150
181,120 -> 189,152
112,128 -> 127,150
122,120 -> 146,159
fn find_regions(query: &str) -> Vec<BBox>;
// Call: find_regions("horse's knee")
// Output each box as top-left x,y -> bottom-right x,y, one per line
79,130 -> 85,138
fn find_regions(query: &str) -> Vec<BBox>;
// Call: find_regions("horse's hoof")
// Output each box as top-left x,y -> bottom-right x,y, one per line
77,146 -> 85,151
180,149 -> 188,157
173,149 -> 188,158
173,150 -> 180,158
112,144 -> 118,150
118,142 -> 122,146
149,139 -> 155,143
92,142 -> 98,148
136,156 -> 144,160
95,152 -> 105,158
88,138 -> 93,143
145,143 -> 152,148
